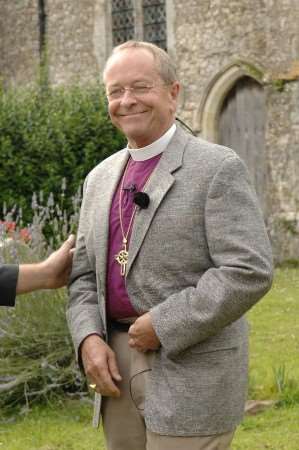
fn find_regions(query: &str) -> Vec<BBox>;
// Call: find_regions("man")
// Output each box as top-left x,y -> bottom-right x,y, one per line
67,41 -> 273,450
0,234 -> 75,306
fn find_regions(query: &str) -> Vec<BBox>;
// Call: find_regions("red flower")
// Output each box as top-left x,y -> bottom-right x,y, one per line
0,221 -> 16,235
19,228 -> 31,242
0,221 -> 31,242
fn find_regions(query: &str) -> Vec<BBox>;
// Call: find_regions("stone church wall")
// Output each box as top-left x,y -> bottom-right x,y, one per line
0,0 -> 40,86
172,0 -> 299,262
46,0 -> 102,85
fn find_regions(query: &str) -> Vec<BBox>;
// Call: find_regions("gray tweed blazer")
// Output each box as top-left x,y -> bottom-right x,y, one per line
67,126 -> 273,436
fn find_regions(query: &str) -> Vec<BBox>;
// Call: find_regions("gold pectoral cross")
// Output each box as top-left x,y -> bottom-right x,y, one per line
115,238 -> 129,276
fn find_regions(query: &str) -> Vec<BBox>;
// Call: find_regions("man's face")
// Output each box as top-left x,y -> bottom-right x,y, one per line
104,48 -> 180,148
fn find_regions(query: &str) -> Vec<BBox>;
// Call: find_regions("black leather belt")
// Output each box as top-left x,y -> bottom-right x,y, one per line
109,320 -> 131,333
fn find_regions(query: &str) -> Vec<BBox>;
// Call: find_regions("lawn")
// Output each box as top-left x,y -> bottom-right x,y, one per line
0,267 -> 298,450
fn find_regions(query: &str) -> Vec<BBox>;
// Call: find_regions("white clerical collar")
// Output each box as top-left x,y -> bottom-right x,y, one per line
128,124 -> 176,161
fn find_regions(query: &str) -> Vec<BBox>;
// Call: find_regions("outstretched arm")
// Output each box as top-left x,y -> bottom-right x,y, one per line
16,234 -> 75,294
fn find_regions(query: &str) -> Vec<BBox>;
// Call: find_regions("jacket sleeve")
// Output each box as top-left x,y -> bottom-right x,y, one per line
66,182 -> 105,363
0,264 -> 19,307
150,155 -> 273,358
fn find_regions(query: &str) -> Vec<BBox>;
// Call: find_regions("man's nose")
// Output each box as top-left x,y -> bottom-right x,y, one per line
120,89 -> 137,105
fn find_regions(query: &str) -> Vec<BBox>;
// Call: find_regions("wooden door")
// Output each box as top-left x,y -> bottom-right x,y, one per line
218,76 -> 266,213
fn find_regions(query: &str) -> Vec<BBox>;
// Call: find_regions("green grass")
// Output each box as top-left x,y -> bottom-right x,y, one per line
0,268 -> 298,449
233,405 -> 299,449
0,399 -> 104,450
247,267 -> 299,401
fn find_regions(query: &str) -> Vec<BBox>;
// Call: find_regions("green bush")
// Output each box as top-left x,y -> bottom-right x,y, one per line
0,84 -> 126,224
0,286 -> 83,417
0,236 -> 87,417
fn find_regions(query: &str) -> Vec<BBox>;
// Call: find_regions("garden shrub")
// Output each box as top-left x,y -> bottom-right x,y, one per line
0,83 -> 126,224
0,210 -> 86,417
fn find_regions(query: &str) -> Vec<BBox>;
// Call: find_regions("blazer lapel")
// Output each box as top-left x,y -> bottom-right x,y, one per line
93,150 -> 129,292
126,127 -> 189,276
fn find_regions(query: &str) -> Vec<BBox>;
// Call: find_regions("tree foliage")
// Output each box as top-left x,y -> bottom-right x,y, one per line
0,84 -> 126,223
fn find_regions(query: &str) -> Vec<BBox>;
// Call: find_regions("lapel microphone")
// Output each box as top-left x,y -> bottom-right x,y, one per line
133,192 -> 150,209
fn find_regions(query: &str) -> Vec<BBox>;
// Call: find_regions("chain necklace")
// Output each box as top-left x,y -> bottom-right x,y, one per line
114,158 -> 152,277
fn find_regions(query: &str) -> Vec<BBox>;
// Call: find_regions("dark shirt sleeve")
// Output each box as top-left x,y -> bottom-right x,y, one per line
0,264 -> 19,307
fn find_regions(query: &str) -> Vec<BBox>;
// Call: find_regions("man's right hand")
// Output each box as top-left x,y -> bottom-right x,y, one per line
81,334 -> 122,397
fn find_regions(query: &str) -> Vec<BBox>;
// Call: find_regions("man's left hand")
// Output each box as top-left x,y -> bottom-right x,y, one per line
128,312 -> 160,352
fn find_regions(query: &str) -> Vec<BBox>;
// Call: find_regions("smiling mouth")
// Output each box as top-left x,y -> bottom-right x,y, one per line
118,111 -> 148,117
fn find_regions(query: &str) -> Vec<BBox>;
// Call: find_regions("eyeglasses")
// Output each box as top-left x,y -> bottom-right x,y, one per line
106,83 -> 169,101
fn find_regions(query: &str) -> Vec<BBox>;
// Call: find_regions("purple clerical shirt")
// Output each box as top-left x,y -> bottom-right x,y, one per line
106,153 -> 161,320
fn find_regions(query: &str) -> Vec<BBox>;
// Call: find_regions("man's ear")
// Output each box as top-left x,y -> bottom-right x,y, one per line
170,81 -> 180,101
169,81 -> 180,115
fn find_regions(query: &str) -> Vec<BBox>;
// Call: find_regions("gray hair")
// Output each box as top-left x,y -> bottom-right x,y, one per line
103,40 -> 177,84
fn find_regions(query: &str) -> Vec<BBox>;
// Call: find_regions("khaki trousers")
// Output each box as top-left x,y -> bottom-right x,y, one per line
102,329 -> 235,450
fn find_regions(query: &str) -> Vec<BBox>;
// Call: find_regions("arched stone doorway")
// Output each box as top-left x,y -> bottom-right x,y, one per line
198,63 -> 267,213
218,76 -> 266,212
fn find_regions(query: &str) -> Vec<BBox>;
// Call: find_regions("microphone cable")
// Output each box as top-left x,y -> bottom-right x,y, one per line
175,116 -> 196,136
